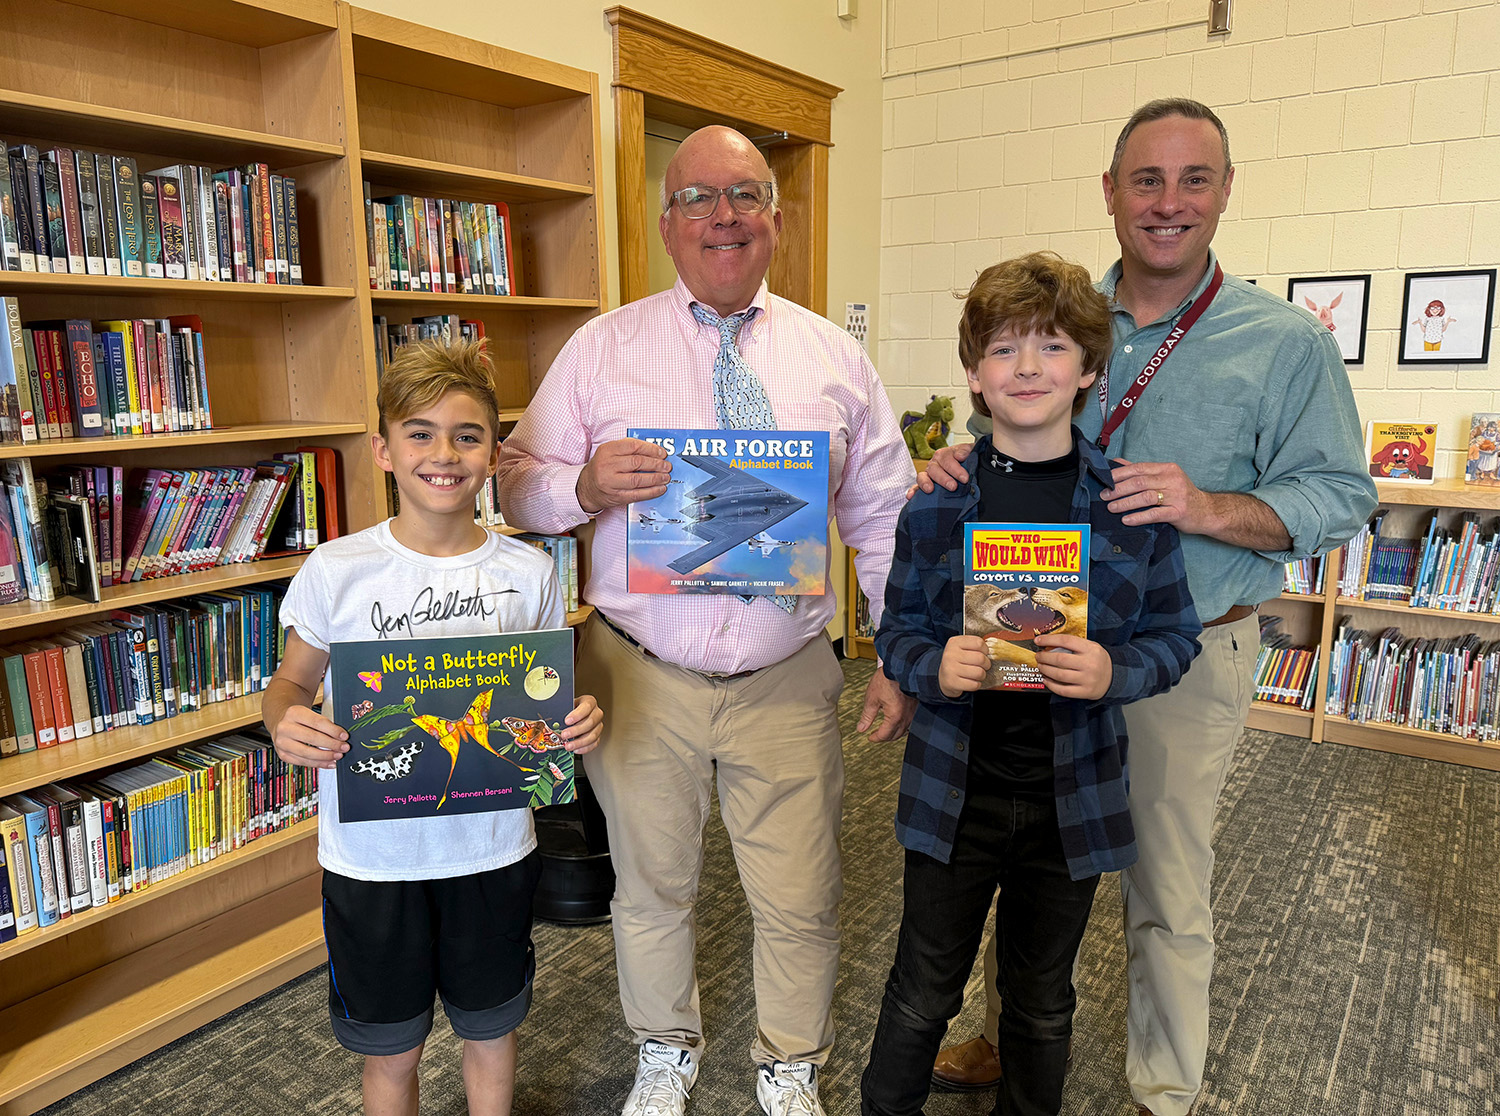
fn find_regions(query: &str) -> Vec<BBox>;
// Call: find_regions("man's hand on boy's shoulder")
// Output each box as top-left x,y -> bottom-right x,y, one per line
1033,634 -> 1112,701
910,443 -> 975,498
270,704 -> 350,769
560,694 -> 604,755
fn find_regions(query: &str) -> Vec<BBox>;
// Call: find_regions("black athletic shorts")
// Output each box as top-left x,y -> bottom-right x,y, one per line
321,851 -> 542,1055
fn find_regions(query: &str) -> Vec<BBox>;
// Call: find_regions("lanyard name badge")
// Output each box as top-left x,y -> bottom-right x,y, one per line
1095,263 -> 1224,450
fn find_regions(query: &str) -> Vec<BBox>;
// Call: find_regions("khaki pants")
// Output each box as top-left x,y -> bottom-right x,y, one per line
578,615 -> 847,1067
980,615 -> 1257,1116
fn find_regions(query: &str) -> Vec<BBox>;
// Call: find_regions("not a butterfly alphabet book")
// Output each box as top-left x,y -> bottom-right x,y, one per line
330,629 -> 575,822
625,428 -> 830,596
963,523 -> 1090,691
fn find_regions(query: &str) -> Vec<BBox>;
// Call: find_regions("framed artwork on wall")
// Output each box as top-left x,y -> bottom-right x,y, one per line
1398,269 -> 1496,365
1287,274 -> 1370,364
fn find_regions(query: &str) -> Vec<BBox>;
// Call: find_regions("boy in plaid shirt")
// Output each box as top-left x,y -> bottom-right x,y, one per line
860,253 -> 1201,1116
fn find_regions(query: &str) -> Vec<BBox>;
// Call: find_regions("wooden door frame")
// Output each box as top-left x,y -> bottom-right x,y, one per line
606,7 -> 840,314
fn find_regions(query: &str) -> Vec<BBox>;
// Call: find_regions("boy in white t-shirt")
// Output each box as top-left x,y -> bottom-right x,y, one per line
264,338 -> 603,1116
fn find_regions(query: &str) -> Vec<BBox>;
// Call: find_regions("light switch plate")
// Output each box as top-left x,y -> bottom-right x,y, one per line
1209,0 -> 1231,34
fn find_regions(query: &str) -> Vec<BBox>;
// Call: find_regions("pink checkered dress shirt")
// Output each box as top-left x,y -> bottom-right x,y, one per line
496,279 -> 915,675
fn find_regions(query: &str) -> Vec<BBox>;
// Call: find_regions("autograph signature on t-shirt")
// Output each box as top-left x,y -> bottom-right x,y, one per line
369,585 -> 520,638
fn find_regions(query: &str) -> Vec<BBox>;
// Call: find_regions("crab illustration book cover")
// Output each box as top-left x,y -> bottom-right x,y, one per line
330,629 -> 575,822
963,523 -> 1090,691
625,428 -> 829,595
1365,421 -> 1436,484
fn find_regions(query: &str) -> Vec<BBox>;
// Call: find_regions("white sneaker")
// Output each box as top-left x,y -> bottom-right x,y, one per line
755,1061 -> 826,1116
621,1041 -> 697,1116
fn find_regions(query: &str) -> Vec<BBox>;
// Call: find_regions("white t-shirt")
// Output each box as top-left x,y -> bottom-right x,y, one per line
279,520 -> 564,881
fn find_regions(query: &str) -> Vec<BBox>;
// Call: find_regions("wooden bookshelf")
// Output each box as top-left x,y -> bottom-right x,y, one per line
0,3 -> 606,1112
1248,480 -> 1500,772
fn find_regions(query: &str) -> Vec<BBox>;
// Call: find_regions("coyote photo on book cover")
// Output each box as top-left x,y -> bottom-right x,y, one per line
625,428 -> 829,596
964,523 -> 1090,691
330,630 -> 575,822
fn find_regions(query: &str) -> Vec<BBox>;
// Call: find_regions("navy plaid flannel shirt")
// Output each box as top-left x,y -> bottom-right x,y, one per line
876,430 -> 1203,880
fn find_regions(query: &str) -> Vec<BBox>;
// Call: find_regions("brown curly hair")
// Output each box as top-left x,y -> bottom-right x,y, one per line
958,251 -> 1112,419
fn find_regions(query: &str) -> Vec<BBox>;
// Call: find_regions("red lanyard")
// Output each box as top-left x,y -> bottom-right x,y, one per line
1096,263 -> 1224,449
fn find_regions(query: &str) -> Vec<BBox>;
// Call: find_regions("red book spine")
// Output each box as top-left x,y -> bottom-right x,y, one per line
22,648 -> 57,747
42,646 -> 75,743
46,331 -> 75,438
257,165 -> 276,285
32,329 -> 62,439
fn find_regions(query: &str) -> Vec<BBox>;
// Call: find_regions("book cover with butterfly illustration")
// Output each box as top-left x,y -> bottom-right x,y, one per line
330,629 -> 576,822
625,428 -> 829,595
963,523 -> 1090,691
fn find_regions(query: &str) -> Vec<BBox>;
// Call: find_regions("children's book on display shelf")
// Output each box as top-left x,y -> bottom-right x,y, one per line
1365,421 -> 1437,484
624,428 -> 830,596
331,629 -> 577,822
1465,413 -> 1500,488
963,522 -> 1090,692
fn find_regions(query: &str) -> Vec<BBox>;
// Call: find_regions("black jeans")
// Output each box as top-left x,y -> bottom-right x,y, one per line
860,792 -> 1100,1116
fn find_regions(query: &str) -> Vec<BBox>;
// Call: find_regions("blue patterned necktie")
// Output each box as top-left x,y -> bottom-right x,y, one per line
691,301 -> 796,614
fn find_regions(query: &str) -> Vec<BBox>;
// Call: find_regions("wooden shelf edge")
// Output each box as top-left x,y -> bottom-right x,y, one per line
0,691 -> 270,798
359,151 -> 592,201
0,422 -> 366,461
0,554 -> 308,630
370,291 -> 597,310
0,819 -> 317,963
1278,591 -> 1323,603
0,87 -> 343,166
0,874 -> 325,1113
566,604 -> 594,628
1333,596 -> 1500,624
1247,702 -> 1314,734
0,273 -> 353,300
1322,715 -> 1500,771
1374,477 -> 1500,509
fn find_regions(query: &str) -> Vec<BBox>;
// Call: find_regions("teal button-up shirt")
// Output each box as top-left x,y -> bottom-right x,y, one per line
970,252 -> 1376,620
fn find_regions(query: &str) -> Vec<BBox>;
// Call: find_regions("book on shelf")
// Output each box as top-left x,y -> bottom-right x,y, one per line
1282,554 -> 1325,596
1254,614 -> 1319,710
376,315 -> 487,370
508,532 -> 579,612
0,582 -> 288,752
365,185 -> 515,296
0,728 -> 317,923
1334,508 -> 1500,613
1365,421 -> 1436,484
0,141 -> 307,285
1326,619 -> 1498,741
1465,413 -> 1500,488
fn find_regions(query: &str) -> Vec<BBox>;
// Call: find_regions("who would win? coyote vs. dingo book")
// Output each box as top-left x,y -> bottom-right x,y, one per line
963,523 -> 1089,691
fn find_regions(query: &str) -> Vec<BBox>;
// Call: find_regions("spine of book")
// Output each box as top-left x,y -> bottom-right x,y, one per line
196,167 -> 219,282
39,155 -> 69,274
60,640 -> 93,738
155,174 -> 186,280
283,176 -> 302,285
17,146 -> 50,273
176,165 -> 199,281
3,654 -> 36,754
64,319 -> 106,436
425,196 -> 444,293
363,179 -> 374,287
45,329 -> 75,438
73,150 -> 106,275
27,329 -> 58,440
14,457 -> 53,600
136,319 -> 162,433
1,296 -> 35,443
22,647 -> 57,747
7,151 -> 36,272
113,156 -> 143,278
269,173 -> 289,284
98,329 -> 132,436
212,177 -> 233,282
440,199 -> 458,293
42,645 -> 77,745
78,794 -> 107,907
94,152 -> 122,276
1,807 -> 38,934
0,661 -> 16,756
224,170 -> 247,282
256,164 -> 276,284
0,149 -> 20,271
139,174 -> 164,279
14,798 -> 59,925
48,149 -> 86,274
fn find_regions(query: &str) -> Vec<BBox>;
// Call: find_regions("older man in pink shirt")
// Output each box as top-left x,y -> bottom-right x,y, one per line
496,126 -> 915,1116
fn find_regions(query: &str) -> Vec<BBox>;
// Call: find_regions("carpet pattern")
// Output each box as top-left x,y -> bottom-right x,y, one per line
40,659 -> 1499,1115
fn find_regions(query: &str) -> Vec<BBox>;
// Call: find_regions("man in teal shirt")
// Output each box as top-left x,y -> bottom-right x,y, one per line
921,99 -> 1375,1116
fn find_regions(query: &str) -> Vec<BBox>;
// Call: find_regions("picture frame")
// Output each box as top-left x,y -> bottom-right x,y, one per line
1398,269 -> 1496,365
1287,274 -> 1370,364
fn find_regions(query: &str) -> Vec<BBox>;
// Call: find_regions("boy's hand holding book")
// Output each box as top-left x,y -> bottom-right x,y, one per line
271,704 -> 349,769
938,634 -> 992,699
559,695 -> 604,755
1033,634 -> 1112,701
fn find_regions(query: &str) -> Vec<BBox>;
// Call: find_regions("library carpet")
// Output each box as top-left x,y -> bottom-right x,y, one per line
41,659 -> 1499,1116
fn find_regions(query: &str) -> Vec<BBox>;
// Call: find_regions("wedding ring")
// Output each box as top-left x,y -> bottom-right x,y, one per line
1155,490 -> 1165,504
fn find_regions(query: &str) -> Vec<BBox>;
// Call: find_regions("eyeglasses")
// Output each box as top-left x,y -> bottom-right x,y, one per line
665,181 -> 775,219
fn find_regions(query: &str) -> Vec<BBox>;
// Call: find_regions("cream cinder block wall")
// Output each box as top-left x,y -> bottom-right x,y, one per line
880,0 -> 1500,480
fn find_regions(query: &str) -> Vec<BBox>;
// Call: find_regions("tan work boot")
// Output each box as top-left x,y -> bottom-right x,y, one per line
930,1035 -> 1000,1092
